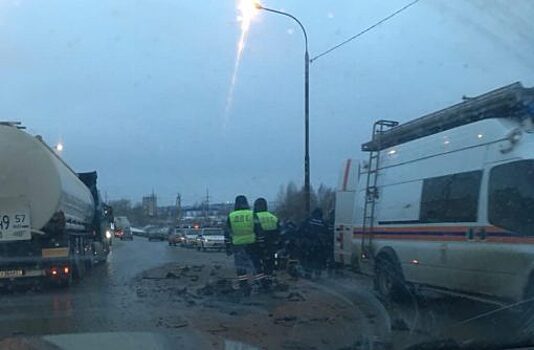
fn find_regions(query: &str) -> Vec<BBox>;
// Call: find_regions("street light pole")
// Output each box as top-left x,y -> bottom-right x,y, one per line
256,5 -> 311,217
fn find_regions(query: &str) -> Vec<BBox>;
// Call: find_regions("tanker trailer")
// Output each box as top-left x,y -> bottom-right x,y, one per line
0,122 -> 108,287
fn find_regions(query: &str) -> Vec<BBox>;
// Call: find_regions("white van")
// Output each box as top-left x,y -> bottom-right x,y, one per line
335,82 -> 534,303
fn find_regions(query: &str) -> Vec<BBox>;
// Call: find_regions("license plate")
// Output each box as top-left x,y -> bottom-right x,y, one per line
0,197 -> 31,241
0,270 -> 24,279
42,247 -> 69,258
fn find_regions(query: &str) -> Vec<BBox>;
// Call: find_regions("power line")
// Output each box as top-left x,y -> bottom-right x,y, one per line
310,0 -> 423,63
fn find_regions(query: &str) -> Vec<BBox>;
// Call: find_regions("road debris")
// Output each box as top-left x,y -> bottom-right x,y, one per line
134,258 -> 379,350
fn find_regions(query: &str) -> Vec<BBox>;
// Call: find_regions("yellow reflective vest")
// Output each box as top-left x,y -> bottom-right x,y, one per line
228,209 -> 255,245
256,211 -> 279,231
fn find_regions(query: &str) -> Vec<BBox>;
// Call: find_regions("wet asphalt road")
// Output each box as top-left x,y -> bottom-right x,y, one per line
0,237 -> 203,338
0,238 -> 533,349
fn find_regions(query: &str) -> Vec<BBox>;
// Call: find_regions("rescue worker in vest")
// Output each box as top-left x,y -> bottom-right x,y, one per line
253,198 -> 280,286
225,195 -> 259,295
281,220 -> 300,278
298,207 -> 330,279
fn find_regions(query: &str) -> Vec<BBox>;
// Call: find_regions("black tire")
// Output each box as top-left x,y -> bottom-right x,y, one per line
375,255 -> 407,302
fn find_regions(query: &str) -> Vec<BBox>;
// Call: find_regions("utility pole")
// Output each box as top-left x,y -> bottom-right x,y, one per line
175,193 -> 182,225
204,188 -> 210,221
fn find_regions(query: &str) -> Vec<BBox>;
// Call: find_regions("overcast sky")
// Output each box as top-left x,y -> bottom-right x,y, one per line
0,0 -> 533,205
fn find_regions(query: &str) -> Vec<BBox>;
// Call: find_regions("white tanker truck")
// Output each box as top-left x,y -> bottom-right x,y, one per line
0,122 -> 113,287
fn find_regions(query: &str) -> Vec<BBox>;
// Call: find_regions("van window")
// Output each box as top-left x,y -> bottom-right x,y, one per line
420,171 -> 482,223
489,160 -> 534,234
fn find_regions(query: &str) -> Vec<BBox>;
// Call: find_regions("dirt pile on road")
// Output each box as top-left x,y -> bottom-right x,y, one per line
134,262 -> 384,349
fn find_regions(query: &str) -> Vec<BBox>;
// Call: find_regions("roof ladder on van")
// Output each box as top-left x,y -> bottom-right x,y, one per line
361,120 -> 399,261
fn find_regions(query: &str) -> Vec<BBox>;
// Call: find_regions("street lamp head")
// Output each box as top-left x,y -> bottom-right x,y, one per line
254,1 -> 263,10
238,0 -> 260,28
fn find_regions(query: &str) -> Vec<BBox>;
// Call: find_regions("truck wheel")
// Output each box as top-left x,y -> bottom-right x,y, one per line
375,255 -> 407,302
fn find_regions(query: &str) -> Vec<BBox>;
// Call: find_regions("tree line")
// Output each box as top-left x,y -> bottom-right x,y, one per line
274,182 -> 335,224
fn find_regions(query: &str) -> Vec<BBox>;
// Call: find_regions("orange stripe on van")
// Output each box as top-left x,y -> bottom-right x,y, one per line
366,234 -> 534,244
352,226 -> 534,244
353,226 -> 506,233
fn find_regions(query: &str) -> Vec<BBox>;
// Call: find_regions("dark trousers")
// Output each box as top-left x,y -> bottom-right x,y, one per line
259,243 -> 275,275
233,245 -> 256,277
302,245 -> 326,276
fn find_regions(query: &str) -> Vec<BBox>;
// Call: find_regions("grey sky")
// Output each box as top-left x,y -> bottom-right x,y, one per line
0,0 -> 533,205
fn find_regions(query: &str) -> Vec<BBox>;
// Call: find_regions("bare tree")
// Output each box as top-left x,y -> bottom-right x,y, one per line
275,183 -> 333,223
108,199 -> 132,217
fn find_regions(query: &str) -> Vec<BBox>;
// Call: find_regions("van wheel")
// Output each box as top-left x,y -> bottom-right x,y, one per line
375,255 -> 406,302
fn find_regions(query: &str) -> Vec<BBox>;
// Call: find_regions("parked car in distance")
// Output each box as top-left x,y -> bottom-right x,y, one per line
121,227 -> 134,240
184,229 -> 201,248
131,227 -> 146,237
147,227 -> 167,241
168,230 -> 186,246
197,228 -> 225,252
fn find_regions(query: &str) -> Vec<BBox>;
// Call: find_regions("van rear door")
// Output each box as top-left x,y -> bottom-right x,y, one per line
334,159 -> 359,266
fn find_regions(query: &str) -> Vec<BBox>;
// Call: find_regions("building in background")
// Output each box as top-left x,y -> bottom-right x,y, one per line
181,202 -> 232,224
142,192 -> 157,217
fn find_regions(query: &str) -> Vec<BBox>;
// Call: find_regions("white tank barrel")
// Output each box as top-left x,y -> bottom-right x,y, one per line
0,124 -> 94,236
